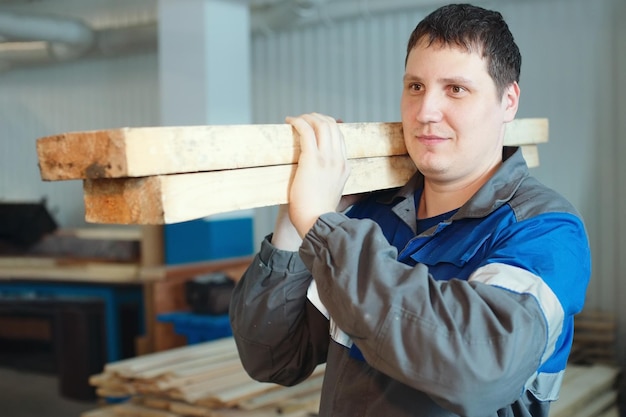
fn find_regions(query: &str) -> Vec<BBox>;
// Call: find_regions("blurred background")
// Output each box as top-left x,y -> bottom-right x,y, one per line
0,0 -> 624,414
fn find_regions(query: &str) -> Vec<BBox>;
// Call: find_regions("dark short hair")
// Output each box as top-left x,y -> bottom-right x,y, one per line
405,3 -> 521,97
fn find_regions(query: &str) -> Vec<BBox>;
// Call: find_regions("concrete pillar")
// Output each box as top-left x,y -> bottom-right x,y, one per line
158,0 -> 254,264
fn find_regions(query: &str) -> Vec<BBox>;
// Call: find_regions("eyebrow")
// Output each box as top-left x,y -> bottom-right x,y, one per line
403,74 -> 476,87
440,76 -> 476,86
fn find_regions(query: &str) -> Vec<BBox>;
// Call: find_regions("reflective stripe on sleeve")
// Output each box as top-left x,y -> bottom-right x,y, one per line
468,263 -> 564,366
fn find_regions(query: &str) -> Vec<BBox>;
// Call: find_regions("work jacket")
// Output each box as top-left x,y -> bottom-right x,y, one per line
229,147 -> 591,417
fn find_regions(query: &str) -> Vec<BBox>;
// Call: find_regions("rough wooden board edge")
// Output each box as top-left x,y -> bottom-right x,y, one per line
84,155 -> 417,225
39,118 -> 547,180
37,128 -> 128,180
504,118 -> 548,148
84,176 -> 165,224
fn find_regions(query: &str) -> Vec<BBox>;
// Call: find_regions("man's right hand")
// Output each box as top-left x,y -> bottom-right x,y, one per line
286,113 -> 351,239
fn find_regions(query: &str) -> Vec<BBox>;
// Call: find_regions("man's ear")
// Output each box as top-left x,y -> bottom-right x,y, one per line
503,81 -> 520,122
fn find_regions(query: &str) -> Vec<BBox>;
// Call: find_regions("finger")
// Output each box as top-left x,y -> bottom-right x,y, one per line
286,115 -> 317,154
304,113 -> 343,156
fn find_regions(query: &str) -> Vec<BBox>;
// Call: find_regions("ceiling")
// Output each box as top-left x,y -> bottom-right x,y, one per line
0,0 -> 458,72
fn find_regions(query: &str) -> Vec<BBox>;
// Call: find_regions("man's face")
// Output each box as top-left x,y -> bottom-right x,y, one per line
400,39 -> 519,187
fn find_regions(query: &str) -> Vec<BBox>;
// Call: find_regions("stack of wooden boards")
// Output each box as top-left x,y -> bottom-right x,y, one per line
570,310 -> 619,366
85,337 -> 324,417
35,119 -> 548,224
0,227 -> 142,283
84,309 -> 624,417
559,310 -> 623,417
550,363 -> 621,417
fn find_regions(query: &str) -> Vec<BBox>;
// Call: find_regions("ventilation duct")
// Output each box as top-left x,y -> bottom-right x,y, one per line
0,10 -> 156,72
0,11 -> 94,66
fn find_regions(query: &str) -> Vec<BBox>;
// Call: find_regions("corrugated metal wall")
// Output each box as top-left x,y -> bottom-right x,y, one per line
252,11 -> 414,124
615,0 -> 626,367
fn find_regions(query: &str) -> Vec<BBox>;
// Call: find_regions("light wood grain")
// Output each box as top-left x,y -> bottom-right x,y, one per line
37,119 -> 547,181
83,155 -> 418,224
0,257 -> 140,283
550,364 -> 620,417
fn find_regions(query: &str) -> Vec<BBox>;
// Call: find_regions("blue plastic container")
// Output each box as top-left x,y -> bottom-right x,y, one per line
157,311 -> 232,344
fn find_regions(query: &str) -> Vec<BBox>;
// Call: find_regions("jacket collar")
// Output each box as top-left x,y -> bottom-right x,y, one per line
379,147 -> 530,231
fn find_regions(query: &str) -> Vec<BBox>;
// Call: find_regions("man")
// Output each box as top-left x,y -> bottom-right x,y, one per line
229,4 -> 591,416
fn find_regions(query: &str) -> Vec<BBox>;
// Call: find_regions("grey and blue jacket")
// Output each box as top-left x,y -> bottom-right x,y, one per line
229,147 -> 591,417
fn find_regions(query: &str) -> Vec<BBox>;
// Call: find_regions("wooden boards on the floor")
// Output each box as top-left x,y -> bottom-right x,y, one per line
87,337 -> 323,417
0,226 -> 143,283
36,119 -> 548,224
83,336 -> 622,417
550,364 -> 621,417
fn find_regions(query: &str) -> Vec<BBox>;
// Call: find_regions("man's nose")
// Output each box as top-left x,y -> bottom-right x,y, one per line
415,92 -> 444,124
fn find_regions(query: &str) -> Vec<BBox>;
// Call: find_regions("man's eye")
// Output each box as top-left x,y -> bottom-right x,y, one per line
409,83 -> 422,91
451,85 -> 466,94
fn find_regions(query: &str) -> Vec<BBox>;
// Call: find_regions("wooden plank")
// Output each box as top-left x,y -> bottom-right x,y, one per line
36,122 -> 402,180
168,401 -> 214,417
155,360 -> 245,390
276,391 -> 321,415
550,364 -> 620,417
572,333 -> 616,344
36,119 -> 547,181
503,118 -> 548,148
212,407 -> 310,417
196,380 -> 280,408
570,390 -> 617,417
111,403 -> 180,417
104,337 -> 237,376
133,350 -> 240,381
172,371 -> 256,403
82,407 -> 120,417
237,372 -> 324,410
82,155 -> 413,224
0,257 -> 140,283
575,320 -> 617,332
597,406 -> 620,417
64,227 -> 142,241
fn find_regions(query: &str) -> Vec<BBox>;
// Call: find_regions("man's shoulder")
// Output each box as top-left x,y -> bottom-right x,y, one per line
510,176 -> 581,220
